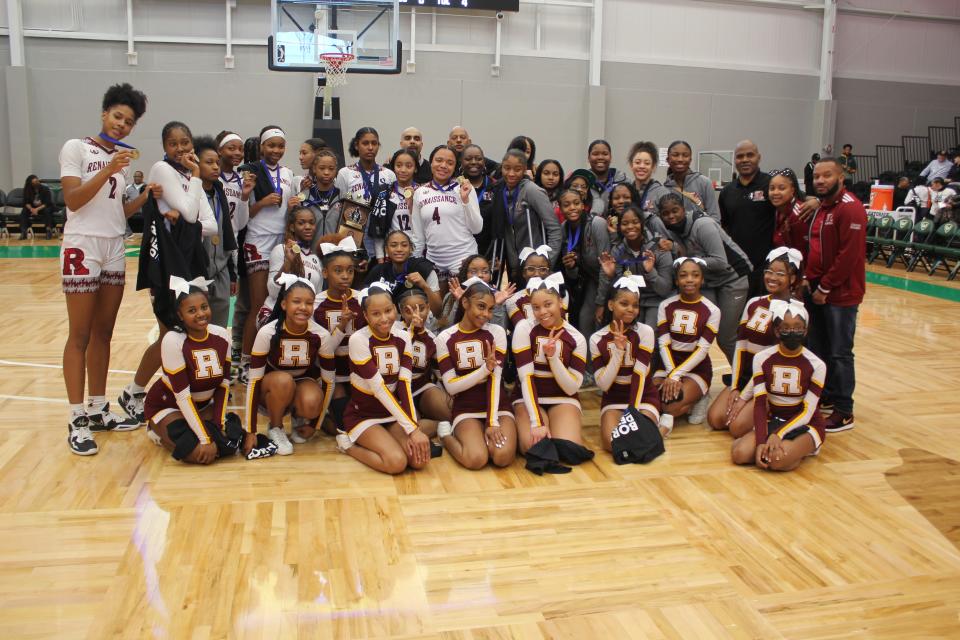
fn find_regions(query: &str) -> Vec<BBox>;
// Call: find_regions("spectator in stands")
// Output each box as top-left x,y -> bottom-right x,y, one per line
803,157 -> 866,434
920,150 -> 952,184
905,178 -> 932,222
19,174 -> 55,240
839,144 -> 857,186
893,176 -> 911,210
947,153 -> 960,183
804,153 -> 820,194
929,178 -> 957,224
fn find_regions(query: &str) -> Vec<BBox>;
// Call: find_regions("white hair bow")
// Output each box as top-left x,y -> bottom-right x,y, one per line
358,279 -> 394,304
169,275 -> 213,297
673,256 -> 707,269
319,236 -> 358,256
526,272 -> 565,293
519,245 -> 552,263
613,274 -> 646,293
276,273 -> 316,294
766,246 -> 803,269
769,298 -> 809,323
460,276 -> 495,291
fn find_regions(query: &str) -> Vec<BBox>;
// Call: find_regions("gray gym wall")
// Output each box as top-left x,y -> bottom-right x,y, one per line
0,27 -> 958,190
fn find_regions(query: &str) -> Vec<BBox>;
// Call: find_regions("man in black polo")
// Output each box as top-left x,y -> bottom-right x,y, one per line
719,140 -> 818,297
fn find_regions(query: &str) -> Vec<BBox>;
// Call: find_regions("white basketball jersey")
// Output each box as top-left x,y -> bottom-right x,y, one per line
59,138 -> 130,238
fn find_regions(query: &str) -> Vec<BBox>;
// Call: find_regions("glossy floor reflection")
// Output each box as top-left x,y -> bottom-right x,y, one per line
1,253 -> 959,639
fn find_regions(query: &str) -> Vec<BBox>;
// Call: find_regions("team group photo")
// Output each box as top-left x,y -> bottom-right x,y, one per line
1,0 -> 959,638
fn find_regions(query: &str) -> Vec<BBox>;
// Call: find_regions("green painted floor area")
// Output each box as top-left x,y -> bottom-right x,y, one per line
0,245 -> 140,258
865,270 -> 960,303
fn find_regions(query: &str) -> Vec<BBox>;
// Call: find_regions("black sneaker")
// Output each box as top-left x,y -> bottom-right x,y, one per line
68,416 -> 98,456
117,389 -> 146,424
824,411 -> 855,433
88,402 -> 141,432
819,400 -> 835,414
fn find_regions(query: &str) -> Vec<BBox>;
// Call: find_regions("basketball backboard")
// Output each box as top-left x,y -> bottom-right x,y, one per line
269,0 -> 401,74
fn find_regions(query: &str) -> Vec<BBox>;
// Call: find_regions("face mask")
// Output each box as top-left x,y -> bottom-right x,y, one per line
665,218 -> 686,235
779,331 -> 805,350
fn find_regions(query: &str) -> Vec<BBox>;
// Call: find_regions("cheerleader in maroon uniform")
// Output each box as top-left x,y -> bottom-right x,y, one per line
708,247 -> 803,436
731,300 -> 827,471
512,273 -> 588,452
396,286 -> 449,437
590,275 -> 662,450
246,276 -> 335,455
653,257 -> 721,435
435,278 -> 517,469
312,237 -> 365,431
337,281 -> 431,474
504,245 -> 567,328
144,276 -> 262,463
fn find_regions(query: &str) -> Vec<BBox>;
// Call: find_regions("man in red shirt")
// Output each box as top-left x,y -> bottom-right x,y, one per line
802,158 -> 866,432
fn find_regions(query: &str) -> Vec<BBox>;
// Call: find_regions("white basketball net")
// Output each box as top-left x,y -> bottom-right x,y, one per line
320,53 -> 354,88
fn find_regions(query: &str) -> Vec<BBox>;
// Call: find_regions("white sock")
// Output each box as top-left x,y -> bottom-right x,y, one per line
127,382 -> 146,394
69,404 -> 86,421
87,396 -> 106,412
437,421 -> 453,439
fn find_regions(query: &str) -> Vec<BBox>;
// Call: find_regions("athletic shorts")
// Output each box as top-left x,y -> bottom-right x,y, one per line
653,358 -> 713,396
772,414 -> 825,457
244,233 -> 283,275
60,234 -> 126,293
600,380 -> 661,422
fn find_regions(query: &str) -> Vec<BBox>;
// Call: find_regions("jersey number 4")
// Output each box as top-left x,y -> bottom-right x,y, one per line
432,207 -> 441,225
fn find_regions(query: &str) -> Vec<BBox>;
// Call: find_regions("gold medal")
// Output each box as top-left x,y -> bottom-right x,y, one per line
457,176 -> 468,187
403,187 -> 413,199
211,235 -> 220,246
405,280 -> 413,289
292,244 -> 301,254
623,268 -> 631,276
129,149 -> 140,160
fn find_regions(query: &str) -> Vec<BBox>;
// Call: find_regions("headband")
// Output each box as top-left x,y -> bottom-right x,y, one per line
769,299 -> 809,324
766,246 -> 803,269
359,279 -> 394,304
276,273 -> 316,294
613,274 -> 646,293
169,275 -> 213,297
319,236 -> 357,256
526,272 -> 564,293
218,133 -> 242,148
519,245 -> 552,263
260,128 -> 285,143
673,257 -> 707,269
461,276 -> 495,291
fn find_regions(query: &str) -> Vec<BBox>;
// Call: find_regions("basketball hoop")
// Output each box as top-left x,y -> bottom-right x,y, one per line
319,52 -> 354,88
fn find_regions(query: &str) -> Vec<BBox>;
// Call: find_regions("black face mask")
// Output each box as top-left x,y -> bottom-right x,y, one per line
779,331 -> 805,350
664,218 -> 686,235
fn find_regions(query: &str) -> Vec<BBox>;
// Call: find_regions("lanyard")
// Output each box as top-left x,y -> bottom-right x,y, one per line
565,223 -> 582,254
97,133 -> 136,151
502,185 -> 520,224
638,181 -> 653,209
359,164 -> 380,199
431,180 -> 456,193
220,170 -> 241,188
209,191 -> 221,223
476,176 -> 489,203
617,246 -> 645,271
596,169 -> 616,193
305,186 -> 337,208
260,160 -> 282,194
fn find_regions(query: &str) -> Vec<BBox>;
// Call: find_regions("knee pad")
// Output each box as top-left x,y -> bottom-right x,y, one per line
329,397 -> 349,428
167,419 -> 201,461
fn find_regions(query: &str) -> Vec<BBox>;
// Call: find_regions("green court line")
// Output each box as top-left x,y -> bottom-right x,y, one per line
0,245 -> 140,258
866,271 -> 960,303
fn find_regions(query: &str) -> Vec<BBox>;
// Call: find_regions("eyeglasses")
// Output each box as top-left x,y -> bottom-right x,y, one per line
523,266 -> 551,275
467,268 -> 491,277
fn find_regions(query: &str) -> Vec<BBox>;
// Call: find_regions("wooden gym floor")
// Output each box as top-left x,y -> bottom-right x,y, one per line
0,242 -> 959,639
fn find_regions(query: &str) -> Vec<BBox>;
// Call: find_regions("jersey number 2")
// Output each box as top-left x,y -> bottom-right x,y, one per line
107,177 -> 118,199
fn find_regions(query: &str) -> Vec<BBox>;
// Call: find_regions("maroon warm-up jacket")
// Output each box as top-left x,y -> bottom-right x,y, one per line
805,188 -> 867,307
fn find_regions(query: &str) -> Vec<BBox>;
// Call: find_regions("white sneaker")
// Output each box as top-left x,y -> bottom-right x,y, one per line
267,426 -> 294,455
658,413 -> 674,437
289,417 -> 310,444
687,394 -> 710,425
436,420 -> 453,439
335,432 -> 353,452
